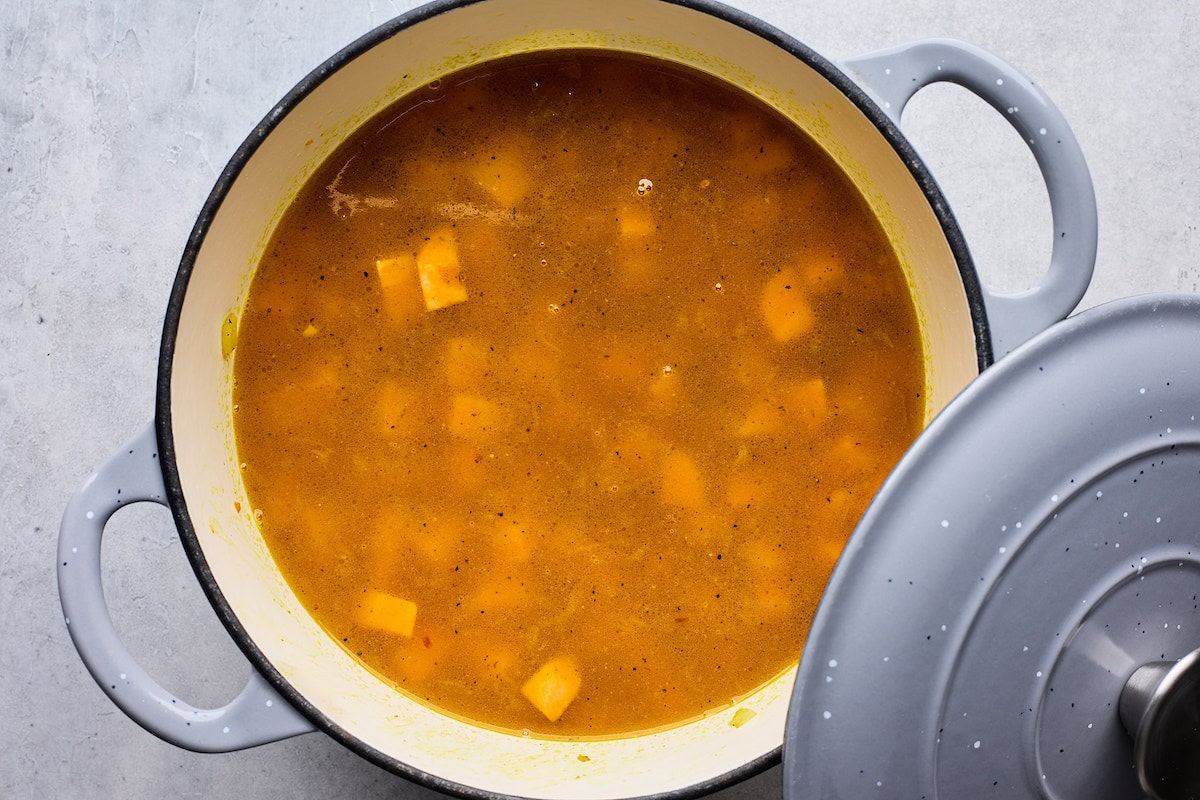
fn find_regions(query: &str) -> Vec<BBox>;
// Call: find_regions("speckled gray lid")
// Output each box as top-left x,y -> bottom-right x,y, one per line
784,294 -> 1200,799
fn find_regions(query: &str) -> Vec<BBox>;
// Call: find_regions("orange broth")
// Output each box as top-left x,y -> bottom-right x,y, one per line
232,50 -> 923,737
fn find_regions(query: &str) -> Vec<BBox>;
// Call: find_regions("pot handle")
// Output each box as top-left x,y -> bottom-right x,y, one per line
842,38 -> 1098,358
57,421 -> 315,752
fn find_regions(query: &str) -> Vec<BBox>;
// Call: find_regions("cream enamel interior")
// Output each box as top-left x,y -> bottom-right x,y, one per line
168,1 -> 980,797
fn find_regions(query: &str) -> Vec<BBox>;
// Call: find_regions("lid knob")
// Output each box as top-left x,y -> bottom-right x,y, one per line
1119,648 -> 1200,800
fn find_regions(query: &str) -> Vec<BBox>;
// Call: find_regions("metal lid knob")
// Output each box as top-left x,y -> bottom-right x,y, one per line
1120,648 -> 1200,800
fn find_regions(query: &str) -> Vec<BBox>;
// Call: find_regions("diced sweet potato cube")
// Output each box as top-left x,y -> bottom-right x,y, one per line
725,471 -> 774,508
448,393 -> 504,438
662,451 -> 705,508
753,583 -> 792,619
467,143 -> 531,208
736,379 -> 827,438
417,228 -> 468,311
729,112 -> 796,175
738,190 -> 783,231
622,120 -> 682,164
760,268 -> 814,341
648,371 -> 681,406
375,253 -> 423,318
617,244 -> 660,287
481,646 -> 520,685
412,518 -> 462,567
596,339 -> 652,386
448,444 -> 488,493
744,539 -> 783,571
376,381 -> 421,437
508,337 -> 562,388
445,336 -> 489,389
617,205 -> 655,237
389,629 -> 449,684
801,251 -> 846,292
469,577 -> 531,616
353,590 -> 417,637
492,519 -> 533,563
785,378 -> 828,431
731,349 -> 777,388
737,398 -> 785,437
521,657 -> 582,722
828,435 -> 874,472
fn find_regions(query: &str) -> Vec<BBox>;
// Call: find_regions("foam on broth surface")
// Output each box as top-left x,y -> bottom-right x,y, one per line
232,50 -> 923,738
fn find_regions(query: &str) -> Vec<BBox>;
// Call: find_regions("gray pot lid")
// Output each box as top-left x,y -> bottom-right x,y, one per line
784,293 -> 1200,800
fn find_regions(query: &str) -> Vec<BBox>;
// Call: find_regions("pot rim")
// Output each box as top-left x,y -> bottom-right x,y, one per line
155,1 -> 990,798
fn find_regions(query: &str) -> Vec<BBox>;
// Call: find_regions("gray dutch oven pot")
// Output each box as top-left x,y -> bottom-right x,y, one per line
57,1 -> 1098,798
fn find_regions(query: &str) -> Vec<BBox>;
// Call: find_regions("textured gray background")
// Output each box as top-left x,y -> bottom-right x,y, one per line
2,1 -> 1196,798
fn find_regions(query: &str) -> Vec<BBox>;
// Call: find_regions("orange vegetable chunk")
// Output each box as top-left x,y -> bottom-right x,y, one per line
661,450 -> 705,508
468,141 -> 531,208
354,590 -> 417,637
521,657 -> 582,722
449,393 -> 504,438
760,268 -> 814,341
417,228 -> 468,311
375,253 -> 423,318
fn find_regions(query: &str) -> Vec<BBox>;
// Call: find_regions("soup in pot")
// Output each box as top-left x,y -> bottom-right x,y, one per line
231,50 -> 923,737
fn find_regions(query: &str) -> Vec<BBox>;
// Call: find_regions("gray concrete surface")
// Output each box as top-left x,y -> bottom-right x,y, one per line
2,1 -> 1196,798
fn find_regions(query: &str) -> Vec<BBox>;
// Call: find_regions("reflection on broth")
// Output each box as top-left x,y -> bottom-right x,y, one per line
232,50 -> 923,737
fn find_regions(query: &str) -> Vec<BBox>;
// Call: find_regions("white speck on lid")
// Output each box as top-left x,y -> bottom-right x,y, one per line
999,546 -> 1007,554
64,618 -> 69,625
885,67 -> 892,75
823,710 -> 832,720
1096,491 -> 1103,499
120,673 -> 126,680
72,547 -> 77,553
941,519 -> 949,528
973,740 -> 981,749
941,625 -> 947,632
1023,646 -> 1029,652
826,675 -> 833,683
1016,522 -> 1022,529
1036,671 -> 1043,678
266,699 -> 273,707
829,659 -> 838,668
876,781 -> 883,787
1156,517 -> 1162,523
1140,387 -> 1147,394
223,726 -> 230,734
1051,494 -> 1059,502
86,511 -> 94,520
1124,512 -> 1129,518
883,656 -> 890,662
996,78 -> 1004,85
1088,723 -> 1094,729
1039,127 -> 1047,135
1001,525 -> 1008,532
